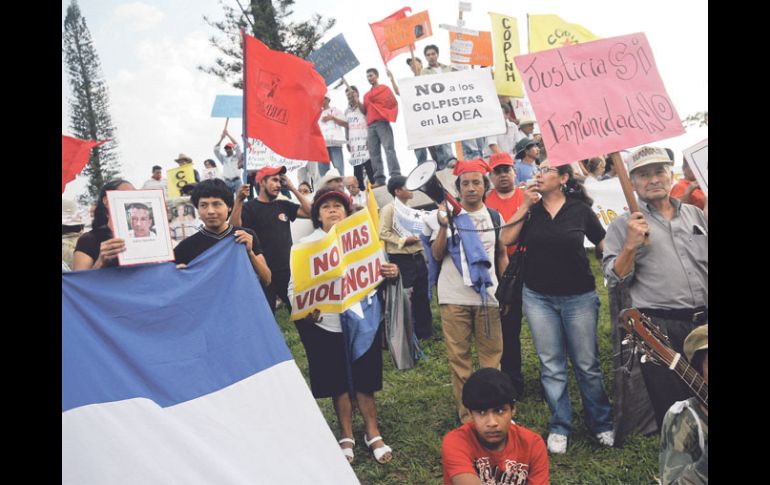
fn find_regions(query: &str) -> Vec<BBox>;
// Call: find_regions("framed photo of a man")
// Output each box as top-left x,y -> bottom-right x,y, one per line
106,189 -> 174,265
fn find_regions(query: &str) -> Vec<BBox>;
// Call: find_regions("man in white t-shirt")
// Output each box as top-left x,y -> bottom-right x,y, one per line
142,165 -> 167,195
214,128 -> 243,194
429,159 -> 508,422
319,95 -> 347,177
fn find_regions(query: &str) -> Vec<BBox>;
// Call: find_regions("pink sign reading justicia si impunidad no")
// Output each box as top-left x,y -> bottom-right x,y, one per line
514,32 -> 684,166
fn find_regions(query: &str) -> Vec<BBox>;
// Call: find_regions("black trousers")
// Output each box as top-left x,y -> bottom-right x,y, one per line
262,268 -> 292,314
638,315 -> 697,428
354,160 -> 375,190
500,281 -> 524,398
388,253 -> 433,340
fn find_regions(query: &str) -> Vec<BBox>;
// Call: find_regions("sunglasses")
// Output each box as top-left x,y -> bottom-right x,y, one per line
493,166 -> 513,174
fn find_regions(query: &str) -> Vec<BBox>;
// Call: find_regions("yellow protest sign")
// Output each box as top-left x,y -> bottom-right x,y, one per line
166,165 -> 196,198
528,14 -> 600,52
489,12 -> 524,97
290,209 -> 387,320
384,11 -> 432,51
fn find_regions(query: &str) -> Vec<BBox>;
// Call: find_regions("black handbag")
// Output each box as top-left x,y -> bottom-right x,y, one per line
495,211 -> 530,306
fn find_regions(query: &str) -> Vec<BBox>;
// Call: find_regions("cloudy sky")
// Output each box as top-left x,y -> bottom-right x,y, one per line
62,0 -> 708,200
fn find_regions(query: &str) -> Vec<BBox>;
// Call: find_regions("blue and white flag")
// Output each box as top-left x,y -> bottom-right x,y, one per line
62,239 -> 360,485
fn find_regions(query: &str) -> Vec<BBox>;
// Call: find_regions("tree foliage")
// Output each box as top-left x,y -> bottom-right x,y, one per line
63,0 -> 121,204
683,111 -> 708,128
200,0 -> 335,89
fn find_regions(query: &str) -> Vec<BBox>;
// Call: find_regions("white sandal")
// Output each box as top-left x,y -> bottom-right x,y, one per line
364,434 -> 393,464
338,437 -> 355,463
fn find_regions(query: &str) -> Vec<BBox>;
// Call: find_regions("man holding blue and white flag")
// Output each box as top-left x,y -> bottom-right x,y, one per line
428,159 -> 508,422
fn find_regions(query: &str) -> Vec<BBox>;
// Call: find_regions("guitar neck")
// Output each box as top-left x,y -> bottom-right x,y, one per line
672,358 -> 708,408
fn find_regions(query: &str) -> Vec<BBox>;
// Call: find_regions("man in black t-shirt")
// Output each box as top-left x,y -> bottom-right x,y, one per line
174,180 -> 271,286
231,165 -> 312,313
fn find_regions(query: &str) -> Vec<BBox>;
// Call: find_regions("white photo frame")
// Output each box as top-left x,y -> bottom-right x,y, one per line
107,189 -> 175,266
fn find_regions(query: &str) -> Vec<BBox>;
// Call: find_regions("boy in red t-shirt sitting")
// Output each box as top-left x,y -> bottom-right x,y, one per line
442,368 -> 549,485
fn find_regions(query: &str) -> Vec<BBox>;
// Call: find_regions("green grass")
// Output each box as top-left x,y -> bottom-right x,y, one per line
274,252 -> 660,484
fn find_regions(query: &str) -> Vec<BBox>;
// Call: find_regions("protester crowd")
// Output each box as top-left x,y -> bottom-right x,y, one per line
62,43 -> 707,485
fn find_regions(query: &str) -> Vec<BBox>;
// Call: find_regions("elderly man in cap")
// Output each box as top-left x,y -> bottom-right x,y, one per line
174,153 -> 201,183
231,165 -> 311,314
602,146 -> 708,427
513,138 -> 540,185
214,128 -> 243,194
429,158 -> 508,422
316,167 -> 345,194
442,368 -> 549,485
659,324 -> 708,485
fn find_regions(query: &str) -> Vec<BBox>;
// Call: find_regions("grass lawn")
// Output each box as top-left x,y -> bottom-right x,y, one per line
274,252 -> 660,484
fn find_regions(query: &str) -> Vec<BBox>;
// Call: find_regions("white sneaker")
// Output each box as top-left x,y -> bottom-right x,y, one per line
596,430 -> 615,447
547,433 -> 568,454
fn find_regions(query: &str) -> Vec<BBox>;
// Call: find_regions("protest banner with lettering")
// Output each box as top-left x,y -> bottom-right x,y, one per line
246,138 -> 310,172
489,13 -> 524,97
290,209 -> 387,320
384,10 -> 432,51
346,108 -> 370,166
449,31 -> 493,66
370,7 -> 414,64
398,67 -> 505,149
307,34 -> 360,86
514,33 -> 685,167
683,138 -> 708,196
528,14 -> 600,52
210,95 -> 243,118
166,165 -> 195,198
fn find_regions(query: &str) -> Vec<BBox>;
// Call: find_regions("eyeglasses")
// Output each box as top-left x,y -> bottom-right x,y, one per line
536,167 -> 559,175
493,166 -> 513,174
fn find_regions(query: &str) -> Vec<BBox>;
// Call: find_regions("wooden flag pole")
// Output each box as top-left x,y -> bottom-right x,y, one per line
610,151 -> 640,213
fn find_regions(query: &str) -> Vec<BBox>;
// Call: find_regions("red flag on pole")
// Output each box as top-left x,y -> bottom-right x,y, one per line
61,135 -> 106,193
243,32 -> 329,162
369,7 -> 414,64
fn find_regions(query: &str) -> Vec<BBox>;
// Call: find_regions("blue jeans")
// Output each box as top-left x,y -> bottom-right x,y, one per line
522,285 -> 613,436
319,146 -> 344,176
223,176 -> 242,195
461,137 -> 488,160
417,143 -> 455,170
367,121 -> 401,184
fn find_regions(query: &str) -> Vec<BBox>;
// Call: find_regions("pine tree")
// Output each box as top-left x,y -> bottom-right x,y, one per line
63,0 -> 121,204
200,0 -> 335,89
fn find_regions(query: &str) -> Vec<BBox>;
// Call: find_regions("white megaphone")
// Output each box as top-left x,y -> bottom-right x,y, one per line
404,161 -> 463,216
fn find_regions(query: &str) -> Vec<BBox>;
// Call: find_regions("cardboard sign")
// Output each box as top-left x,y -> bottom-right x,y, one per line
449,31 -> 493,66
384,10 -> 432,51
210,95 -> 243,118
345,108 -> 370,166
398,67 -> 505,149
246,138 -> 311,172
307,33 -> 360,86
489,13 -> 524,97
515,33 -> 684,166
290,210 -> 387,320
166,165 -> 196,198
683,138 -> 708,196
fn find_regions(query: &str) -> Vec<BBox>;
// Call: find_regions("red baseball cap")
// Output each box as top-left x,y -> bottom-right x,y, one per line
224,143 -> 235,149
255,165 -> 287,183
489,152 -> 514,170
452,158 -> 490,177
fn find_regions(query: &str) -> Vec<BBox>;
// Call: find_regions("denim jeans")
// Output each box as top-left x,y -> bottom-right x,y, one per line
522,285 -> 613,436
461,137 -> 488,160
417,144 -> 455,170
319,146 -> 344,176
367,121 -> 401,184
223,176 -> 242,195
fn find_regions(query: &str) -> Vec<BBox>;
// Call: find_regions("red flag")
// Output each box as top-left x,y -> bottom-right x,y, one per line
369,7 -> 414,64
243,33 -> 329,162
61,135 -> 106,193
